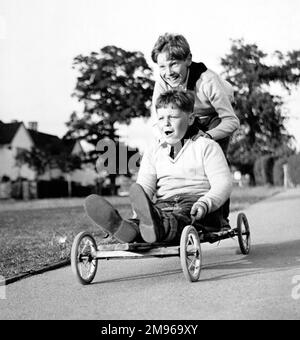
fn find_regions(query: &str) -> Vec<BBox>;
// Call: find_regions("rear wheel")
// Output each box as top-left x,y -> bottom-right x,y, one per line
237,213 -> 251,255
71,232 -> 98,285
180,226 -> 202,282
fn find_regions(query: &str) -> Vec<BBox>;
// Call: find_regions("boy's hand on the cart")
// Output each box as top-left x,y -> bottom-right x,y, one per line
190,202 -> 206,221
192,130 -> 212,141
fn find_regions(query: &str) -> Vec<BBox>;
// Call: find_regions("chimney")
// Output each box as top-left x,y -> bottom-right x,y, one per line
28,121 -> 38,131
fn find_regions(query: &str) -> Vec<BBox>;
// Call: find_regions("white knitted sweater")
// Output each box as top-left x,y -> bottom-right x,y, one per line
136,137 -> 232,213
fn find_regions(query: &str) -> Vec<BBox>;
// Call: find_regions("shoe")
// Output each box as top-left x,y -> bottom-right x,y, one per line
129,184 -> 162,243
220,224 -> 231,232
84,194 -> 138,243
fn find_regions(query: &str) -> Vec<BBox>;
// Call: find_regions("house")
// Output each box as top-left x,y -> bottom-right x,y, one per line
0,120 -> 98,198
0,120 -> 35,181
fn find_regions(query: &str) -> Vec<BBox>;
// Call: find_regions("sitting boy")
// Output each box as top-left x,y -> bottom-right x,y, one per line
85,90 -> 232,244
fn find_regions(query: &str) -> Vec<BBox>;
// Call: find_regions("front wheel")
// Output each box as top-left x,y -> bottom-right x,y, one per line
71,231 -> 98,285
237,213 -> 251,255
180,226 -> 202,282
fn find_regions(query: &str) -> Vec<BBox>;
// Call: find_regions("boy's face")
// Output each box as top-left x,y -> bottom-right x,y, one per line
157,104 -> 194,145
157,52 -> 192,88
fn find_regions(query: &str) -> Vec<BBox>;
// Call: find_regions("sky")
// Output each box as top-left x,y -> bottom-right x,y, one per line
1,0 -> 300,151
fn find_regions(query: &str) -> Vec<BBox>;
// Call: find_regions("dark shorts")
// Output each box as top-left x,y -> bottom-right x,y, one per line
154,194 -> 224,241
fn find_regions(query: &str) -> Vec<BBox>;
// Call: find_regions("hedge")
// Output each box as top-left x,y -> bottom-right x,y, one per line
273,158 -> 287,187
254,155 -> 275,186
287,153 -> 300,186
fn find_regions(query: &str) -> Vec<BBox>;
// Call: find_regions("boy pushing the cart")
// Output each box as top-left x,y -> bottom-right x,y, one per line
85,90 -> 232,244
151,33 -> 239,226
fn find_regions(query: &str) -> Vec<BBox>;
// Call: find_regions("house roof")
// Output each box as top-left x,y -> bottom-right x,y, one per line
0,120 -> 80,156
61,138 -> 78,155
28,129 -> 62,154
0,120 -> 23,144
28,129 -> 78,155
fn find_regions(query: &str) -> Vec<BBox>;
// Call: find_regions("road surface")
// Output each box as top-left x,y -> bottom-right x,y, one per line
1,188 -> 300,320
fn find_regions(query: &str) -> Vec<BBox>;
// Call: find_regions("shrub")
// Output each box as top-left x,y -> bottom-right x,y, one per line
1,175 -> 11,182
287,153 -> 300,186
254,158 -> 263,185
273,158 -> 287,186
254,155 -> 275,185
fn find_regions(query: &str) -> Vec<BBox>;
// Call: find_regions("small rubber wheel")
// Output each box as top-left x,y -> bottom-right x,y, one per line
180,225 -> 202,282
71,232 -> 98,285
237,213 -> 251,255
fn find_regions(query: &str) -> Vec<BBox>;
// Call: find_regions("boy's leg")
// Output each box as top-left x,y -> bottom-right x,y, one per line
200,208 -> 225,231
84,194 -> 139,243
221,199 -> 231,226
156,195 -> 198,241
130,190 -> 193,243
129,184 -> 165,243
163,195 -> 226,233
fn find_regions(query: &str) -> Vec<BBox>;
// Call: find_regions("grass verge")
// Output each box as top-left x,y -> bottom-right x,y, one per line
0,186 -> 282,279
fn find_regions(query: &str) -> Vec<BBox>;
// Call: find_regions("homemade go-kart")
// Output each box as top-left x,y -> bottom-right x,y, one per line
71,211 -> 250,284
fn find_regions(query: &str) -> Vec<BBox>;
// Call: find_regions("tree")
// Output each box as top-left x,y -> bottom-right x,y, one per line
66,45 -> 154,144
221,39 -> 300,182
54,151 -> 83,197
15,147 -> 51,179
16,146 -> 82,197
66,45 -> 154,194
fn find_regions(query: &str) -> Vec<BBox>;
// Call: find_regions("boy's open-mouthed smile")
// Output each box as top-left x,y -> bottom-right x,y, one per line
157,52 -> 192,88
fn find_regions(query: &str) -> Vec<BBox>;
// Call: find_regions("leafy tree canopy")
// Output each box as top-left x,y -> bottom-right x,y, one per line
16,146 -> 82,179
66,45 -> 154,146
221,39 -> 300,175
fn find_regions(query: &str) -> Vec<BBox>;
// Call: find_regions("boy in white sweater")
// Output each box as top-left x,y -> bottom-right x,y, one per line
85,90 -> 232,244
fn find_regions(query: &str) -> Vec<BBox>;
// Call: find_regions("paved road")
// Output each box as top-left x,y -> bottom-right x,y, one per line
1,188 -> 300,320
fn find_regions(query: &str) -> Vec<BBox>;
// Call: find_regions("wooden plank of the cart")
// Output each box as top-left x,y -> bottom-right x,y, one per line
96,241 -> 180,259
71,212 -> 250,285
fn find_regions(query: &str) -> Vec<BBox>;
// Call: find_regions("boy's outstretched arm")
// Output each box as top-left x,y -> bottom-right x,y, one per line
198,75 -> 240,140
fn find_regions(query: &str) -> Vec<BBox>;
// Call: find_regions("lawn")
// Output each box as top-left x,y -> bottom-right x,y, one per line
0,186 -> 282,279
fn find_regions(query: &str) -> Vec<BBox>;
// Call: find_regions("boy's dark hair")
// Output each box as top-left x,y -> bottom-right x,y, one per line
151,33 -> 191,63
155,90 -> 195,113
